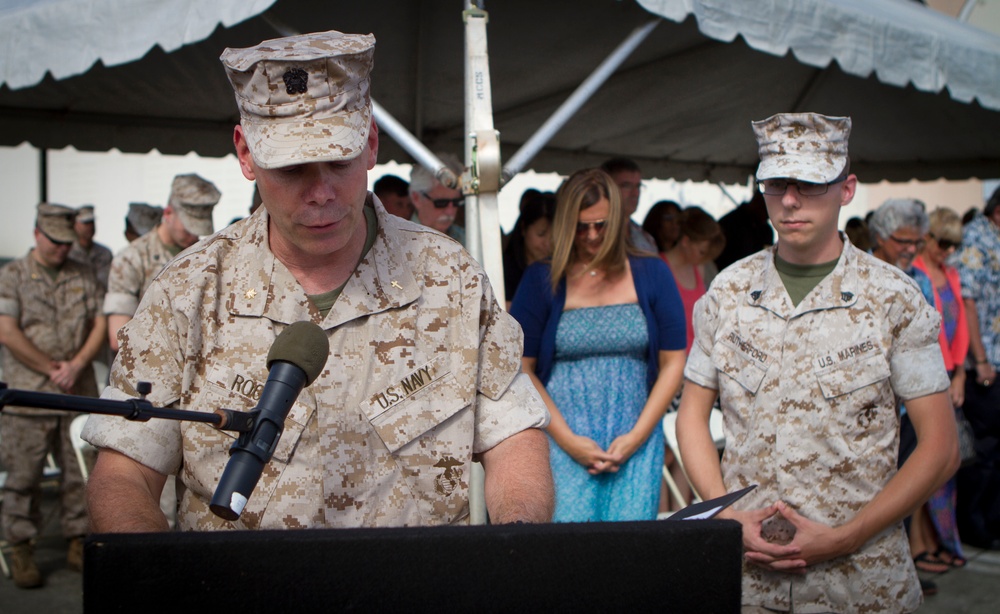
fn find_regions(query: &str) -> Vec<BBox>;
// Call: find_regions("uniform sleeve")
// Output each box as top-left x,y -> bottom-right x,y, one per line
82,282 -> 187,475
683,289 -> 721,390
0,262 -> 21,319
104,249 -> 142,316
888,286 -> 950,401
471,260 -> 549,453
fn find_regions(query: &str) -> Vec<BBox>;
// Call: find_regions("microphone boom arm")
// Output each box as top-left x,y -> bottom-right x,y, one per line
0,381 -> 255,433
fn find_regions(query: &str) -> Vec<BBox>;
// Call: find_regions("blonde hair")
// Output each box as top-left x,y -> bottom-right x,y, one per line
928,207 -> 962,244
549,168 -> 630,291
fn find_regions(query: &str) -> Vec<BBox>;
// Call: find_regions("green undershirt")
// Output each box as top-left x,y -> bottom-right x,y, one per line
774,253 -> 839,307
307,203 -> 378,317
38,262 -> 60,281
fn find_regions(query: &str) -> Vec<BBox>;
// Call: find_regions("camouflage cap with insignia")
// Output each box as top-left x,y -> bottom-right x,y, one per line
127,203 -> 163,236
76,204 -> 96,223
752,112 -> 851,184
220,30 -> 375,169
36,203 -> 78,244
168,174 -> 221,237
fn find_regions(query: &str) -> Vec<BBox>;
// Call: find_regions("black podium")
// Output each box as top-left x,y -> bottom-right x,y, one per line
85,520 -> 742,612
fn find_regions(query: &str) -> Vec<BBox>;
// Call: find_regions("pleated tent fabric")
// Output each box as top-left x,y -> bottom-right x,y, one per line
1,0 -> 999,182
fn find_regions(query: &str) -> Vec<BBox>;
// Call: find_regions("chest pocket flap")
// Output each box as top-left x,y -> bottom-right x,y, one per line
194,382 -> 311,464
712,335 -> 769,394
816,352 -> 891,399
367,373 -> 470,454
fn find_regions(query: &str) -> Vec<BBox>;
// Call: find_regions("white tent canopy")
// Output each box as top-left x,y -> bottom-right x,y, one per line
641,0 -> 1000,110
2,0 -> 999,182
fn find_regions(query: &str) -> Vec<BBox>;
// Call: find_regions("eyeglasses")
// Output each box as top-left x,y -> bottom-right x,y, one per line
757,176 -> 847,197
421,193 -> 465,209
930,233 -> 961,251
576,219 -> 608,236
887,235 -> 926,250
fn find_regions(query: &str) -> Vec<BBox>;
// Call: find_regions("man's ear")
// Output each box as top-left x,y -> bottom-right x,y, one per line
234,125 -> 256,181
839,174 -> 858,209
366,118 -> 379,170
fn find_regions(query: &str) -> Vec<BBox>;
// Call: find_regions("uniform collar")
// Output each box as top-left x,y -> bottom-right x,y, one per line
748,233 -> 859,318
226,194 -> 420,328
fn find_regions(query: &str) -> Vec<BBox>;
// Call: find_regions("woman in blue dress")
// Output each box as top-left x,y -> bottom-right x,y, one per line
511,168 -> 686,521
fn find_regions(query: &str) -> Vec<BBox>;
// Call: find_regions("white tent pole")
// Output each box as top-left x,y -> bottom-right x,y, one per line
463,0 -> 504,526
372,101 -> 458,189
501,18 -> 660,184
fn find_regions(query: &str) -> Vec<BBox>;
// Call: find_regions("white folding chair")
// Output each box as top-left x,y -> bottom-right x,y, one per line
661,408 -> 726,508
69,414 -> 95,482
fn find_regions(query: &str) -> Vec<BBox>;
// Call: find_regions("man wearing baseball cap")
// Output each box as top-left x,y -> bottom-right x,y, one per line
85,30 -> 553,532
0,204 -> 106,587
676,112 -> 958,612
103,174 -> 220,351
123,202 -> 163,243
68,205 -> 113,290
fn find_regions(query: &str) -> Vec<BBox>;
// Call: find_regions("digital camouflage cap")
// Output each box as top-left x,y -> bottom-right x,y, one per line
753,112 -> 851,184
168,174 -> 221,237
36,203 -> 78,244
220,30 -> 375,170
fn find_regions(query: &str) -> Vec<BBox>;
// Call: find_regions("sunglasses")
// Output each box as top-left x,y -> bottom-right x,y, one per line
576,219 -> 608,236
422,193 -> 466,209
930,233 -> 961,251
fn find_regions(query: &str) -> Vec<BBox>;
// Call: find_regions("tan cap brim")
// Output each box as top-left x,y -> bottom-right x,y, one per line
242,104 -> 371,170
176,208 -> 214,237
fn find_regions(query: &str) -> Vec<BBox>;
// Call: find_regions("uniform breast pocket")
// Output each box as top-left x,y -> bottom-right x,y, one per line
815,352 -> 894,453
368,374 -> 470,454
712,339 -> 768,395
188,383 -> 311,465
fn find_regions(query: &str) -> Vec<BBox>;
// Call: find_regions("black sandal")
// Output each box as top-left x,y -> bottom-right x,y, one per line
913,551 -> 950,574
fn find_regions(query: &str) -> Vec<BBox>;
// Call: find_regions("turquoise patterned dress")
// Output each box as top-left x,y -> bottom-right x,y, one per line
547,303 -> 664,521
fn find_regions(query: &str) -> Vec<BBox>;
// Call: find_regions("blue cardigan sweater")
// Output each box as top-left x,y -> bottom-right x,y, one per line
510,255 -> 686,392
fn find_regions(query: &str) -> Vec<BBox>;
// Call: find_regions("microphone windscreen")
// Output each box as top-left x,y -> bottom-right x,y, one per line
266,321 -> 330,386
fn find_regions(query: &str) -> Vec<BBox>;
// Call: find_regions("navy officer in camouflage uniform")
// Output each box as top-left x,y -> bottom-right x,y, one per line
83,30 -> 554,532
676,113 -> 959,613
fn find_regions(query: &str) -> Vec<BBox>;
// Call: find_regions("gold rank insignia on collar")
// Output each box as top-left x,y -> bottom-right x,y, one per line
245,288 -> 257,299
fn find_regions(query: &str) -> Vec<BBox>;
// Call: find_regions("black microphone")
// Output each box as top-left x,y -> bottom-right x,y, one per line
209,321 -> 329,521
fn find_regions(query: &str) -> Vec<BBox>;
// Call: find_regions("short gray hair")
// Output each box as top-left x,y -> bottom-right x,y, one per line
410,152 -> 463,194
868,198 -> 929,244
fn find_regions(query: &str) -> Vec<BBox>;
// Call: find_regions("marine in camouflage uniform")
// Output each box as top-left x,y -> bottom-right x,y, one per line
85,198 -> 547,529
0,203 -> 106,587
83,30 -> 554,532
103,174 -> 220,350
68,205 -> 113,290
677,113 -> 958,613
687,242 -> 948,611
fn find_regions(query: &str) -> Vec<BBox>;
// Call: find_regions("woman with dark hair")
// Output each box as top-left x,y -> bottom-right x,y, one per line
510,168 -> 686,521
642,200 -> 682,253
662,207 -> 725,353
502,190 -> 555,305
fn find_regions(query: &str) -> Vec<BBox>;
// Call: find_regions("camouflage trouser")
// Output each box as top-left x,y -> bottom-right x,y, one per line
1,414 -> 88,543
